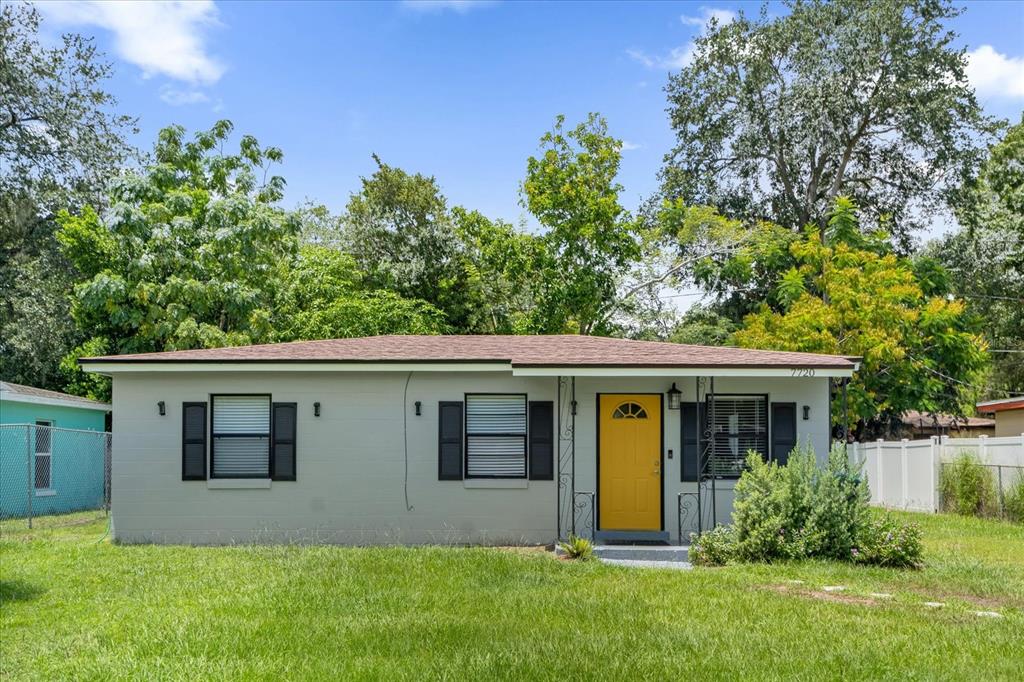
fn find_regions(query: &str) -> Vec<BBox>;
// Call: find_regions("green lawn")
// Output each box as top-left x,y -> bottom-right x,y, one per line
2,512 -> 1022,680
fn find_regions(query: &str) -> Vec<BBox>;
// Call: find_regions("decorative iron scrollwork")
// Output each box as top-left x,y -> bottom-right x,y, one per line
573,491 -> 595,541
557,376 -> 576,540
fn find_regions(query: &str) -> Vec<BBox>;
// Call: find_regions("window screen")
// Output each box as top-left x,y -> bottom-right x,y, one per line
34,420 -> 52,490
211,395 -> 271,478
707,396 -> 768,478
465,394 -> 527,478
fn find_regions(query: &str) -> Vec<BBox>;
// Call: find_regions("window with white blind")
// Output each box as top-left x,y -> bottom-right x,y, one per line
707,395 -> 768,478
211,395 -> 271,478
465,394 -> 527,478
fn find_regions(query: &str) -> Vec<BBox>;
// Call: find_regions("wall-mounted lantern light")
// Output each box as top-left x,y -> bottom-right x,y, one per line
415,401 -> 422,416
314,402 -> 321,417
667,383 -> 682,411
802,405 -> 811,421
157,400 -> 166,416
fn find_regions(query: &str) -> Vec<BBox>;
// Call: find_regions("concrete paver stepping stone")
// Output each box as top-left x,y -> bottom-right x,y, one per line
923,601 -> 945,608
822,585 -> 845,592
974,611 -> 1003,618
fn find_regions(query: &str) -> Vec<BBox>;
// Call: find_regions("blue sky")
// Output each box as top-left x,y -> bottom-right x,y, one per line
39,0 -> 1024,233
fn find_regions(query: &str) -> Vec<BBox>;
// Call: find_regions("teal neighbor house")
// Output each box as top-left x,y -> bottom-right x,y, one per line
0,381 -> 111,518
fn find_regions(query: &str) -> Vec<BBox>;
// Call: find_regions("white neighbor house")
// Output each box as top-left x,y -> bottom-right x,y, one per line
81,335 -> 858,545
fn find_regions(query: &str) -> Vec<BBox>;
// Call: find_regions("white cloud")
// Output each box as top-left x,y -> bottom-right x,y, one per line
40,1 -> 224,85
629,6 -> 735,72
400,0 -> 497,13
680,6 -> 737,29
627,45 -> 696,71
158,86 -> 210,106
966,45 -> 1024,99
620,141 -> 642,151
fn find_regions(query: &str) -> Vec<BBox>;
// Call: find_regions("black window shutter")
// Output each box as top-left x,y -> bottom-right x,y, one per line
528,401 -> 554,480
272,402 -> 297,481
771,402 -> 797,466
438,401 -> 463,480
681,402 -> 706,482
182,402 -> 207,480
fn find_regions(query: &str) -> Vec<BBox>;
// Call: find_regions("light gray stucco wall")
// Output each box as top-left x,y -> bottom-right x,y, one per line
109,370 -> 832,545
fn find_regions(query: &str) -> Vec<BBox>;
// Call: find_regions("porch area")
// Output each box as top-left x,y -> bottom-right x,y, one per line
552,372 -> 852,547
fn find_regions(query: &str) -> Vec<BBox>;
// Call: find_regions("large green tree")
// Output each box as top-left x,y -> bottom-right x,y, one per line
0,4 -> 135,389
933,118 -> 1024,396
341,156 -> 476,329
735,199 -> 989,437
57,121 -> 299,399
522,114 -> 642,334
277,245 -> 448,340
661,0 -> 998,248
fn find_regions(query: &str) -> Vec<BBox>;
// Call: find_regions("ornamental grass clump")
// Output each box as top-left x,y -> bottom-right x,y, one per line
939,451 -> 999,518
558,535 -> 594,561
1005,474 -> 1024,524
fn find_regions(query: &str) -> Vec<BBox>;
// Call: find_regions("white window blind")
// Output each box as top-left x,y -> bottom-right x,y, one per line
466,395 -> 526,478
212,396 -> 270,478
708,396 -> 768,478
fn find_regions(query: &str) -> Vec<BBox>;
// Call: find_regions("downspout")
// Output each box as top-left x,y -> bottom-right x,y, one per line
403,371 -> 414,512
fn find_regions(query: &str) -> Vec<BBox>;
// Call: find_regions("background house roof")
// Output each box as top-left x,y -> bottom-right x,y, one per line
0,381 -> 111,412
901,410 -> 996,430
80,335 -> 858,369
976,396 -> 1024,413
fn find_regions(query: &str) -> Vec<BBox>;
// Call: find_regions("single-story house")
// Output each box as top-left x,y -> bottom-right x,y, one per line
80,335 -> 858,545
976,397 -> 1024,437
0,381 -> 111,518
900,410 -> 996,439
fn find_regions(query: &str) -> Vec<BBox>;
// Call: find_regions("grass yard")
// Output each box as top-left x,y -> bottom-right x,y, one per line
2,511 -> 1022,680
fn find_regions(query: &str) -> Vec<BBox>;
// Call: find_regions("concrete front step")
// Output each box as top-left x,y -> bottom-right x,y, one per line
600,558 -> 691,570
594,544 -> 690,563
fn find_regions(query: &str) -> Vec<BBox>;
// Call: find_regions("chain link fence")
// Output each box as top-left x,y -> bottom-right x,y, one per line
1,424 -> 111,529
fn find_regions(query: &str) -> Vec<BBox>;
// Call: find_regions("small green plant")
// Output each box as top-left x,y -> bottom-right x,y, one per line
939,451 -> 998,517
853,513 -> 923,569
1005,473 -> 1024,524
558,534 -> 594,561
689,525 -> 736,566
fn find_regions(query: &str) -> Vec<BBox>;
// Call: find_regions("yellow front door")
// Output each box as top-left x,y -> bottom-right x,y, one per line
599,394 -> 661,531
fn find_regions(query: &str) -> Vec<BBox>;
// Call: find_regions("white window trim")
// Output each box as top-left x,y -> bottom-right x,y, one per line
210,395 -> 272,479
464,393 -> 528,480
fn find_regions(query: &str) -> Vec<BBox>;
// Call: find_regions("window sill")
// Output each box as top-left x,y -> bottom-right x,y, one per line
207,479 -> 272,490
463,479 -> 528,489
34,489 -> 56,497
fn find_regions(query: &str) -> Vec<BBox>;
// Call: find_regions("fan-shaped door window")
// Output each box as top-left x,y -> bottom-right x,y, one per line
612,402 -> 648,419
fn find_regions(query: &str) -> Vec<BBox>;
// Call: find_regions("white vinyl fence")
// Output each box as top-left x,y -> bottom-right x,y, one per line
850,434 -> 1024,513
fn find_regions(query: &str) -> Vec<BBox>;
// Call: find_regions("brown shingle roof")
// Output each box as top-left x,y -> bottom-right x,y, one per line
80,335 -> 857,369
0,381 -> 111,410
901,410 -> 995,429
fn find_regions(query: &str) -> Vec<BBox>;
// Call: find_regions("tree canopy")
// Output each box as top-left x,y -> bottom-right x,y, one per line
522,113 -> 643,334
0,4 -> 135,389
734,199 -> 989,436
661,0 -> 998,247
56,121 -> 300,397
932,118 -> 1024,395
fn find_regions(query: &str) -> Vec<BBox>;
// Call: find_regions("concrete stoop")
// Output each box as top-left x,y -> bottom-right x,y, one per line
556,543 -> 692,568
